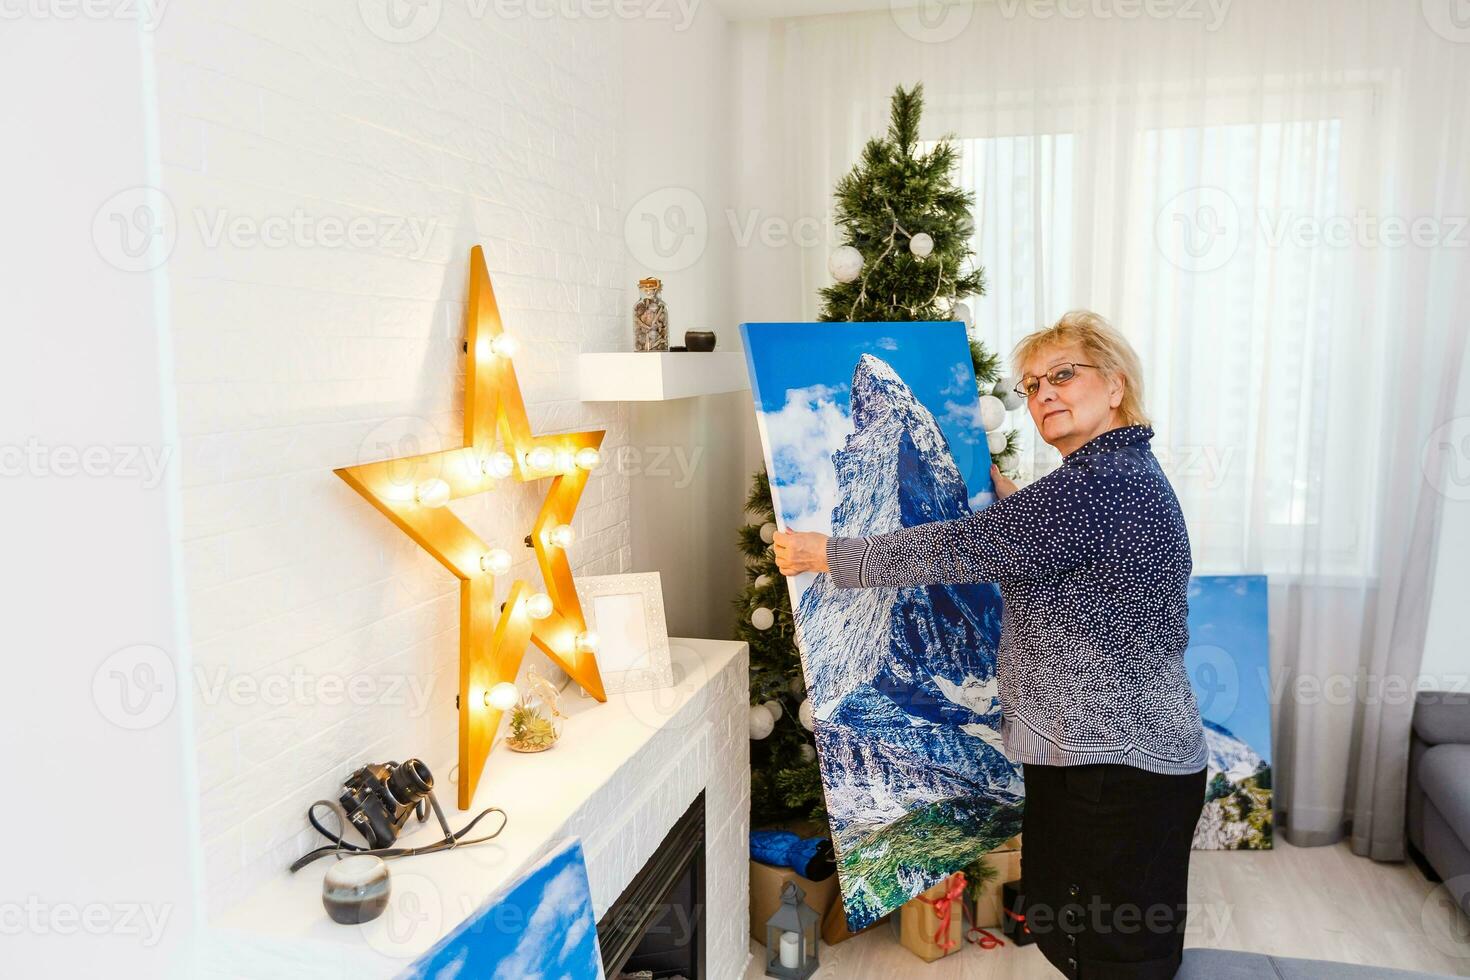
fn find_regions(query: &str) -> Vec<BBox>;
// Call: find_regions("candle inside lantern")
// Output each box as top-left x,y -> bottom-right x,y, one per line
779,930 -> 800,968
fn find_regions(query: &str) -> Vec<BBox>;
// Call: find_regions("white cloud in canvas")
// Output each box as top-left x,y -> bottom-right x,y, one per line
763,382 -> 855,538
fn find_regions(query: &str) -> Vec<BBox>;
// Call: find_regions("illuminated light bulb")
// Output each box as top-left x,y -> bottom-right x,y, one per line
481,451 -> 515,479
414,478 -> 451,508
546,523 -> 575,549
575,631 -> 599,654
480,549 -> 512,576
484,681 -> 519,711
554,449 -> 577,472
574,447 -> 601,470
526,446 -> 554,471
526,592 -> 554,620
489,333 -> 518,358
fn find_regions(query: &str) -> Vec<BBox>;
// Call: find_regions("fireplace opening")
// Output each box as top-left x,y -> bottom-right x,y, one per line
597,790 -> 706,979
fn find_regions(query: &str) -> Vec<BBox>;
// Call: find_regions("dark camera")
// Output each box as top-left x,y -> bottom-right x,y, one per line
339,758 -> 434,849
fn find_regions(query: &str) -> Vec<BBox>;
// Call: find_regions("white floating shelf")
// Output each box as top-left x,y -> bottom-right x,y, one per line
578,351 -> 750,402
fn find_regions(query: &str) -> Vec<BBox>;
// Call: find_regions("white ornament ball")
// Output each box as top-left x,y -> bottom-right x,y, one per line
788,676 -> 806,697
995,377 -> 1025,411
798,743 -> 817,764
751,606 -> 775,631
797,698 -> 815,731
978,394 -> 1007,432
909,232 -> 934,259
748,704 -> 776,740
754,574 -> 772,590
759,521 -> 777,545
763,699 -> 783,720
828,245 -> 864,283
987,429 -> 1009,454
952,300 -> 973,330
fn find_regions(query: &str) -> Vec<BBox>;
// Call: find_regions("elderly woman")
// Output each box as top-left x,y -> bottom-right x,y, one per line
774,311 -> 1207,980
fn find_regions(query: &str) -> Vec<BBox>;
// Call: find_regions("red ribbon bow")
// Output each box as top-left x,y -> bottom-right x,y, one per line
918,871 -> 1006,953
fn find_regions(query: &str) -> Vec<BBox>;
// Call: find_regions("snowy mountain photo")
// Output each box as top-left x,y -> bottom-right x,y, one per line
1185,575 -> 1275,850
742,322 -> 1022,930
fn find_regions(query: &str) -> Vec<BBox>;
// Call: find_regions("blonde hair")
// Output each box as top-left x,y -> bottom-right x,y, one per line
1012,310 -> 1150,428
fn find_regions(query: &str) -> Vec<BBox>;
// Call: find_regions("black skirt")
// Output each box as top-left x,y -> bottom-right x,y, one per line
1019,762 -> 1207,980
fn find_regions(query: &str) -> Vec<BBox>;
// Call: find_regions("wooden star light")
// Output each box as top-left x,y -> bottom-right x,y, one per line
335,246 -> 606,808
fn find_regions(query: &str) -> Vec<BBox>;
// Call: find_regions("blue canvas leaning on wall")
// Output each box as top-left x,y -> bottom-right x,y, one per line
741,320 -> 1024,931
402,837 -> 605,979
1185,574 -> 1274,849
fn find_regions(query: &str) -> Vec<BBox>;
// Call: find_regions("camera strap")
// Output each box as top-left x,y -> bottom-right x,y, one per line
287,792 -> 507,873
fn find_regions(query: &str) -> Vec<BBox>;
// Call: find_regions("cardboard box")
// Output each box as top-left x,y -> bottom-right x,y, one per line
821,891 -> 888,946
749,859 -> 838,945
894,875 -> 966,962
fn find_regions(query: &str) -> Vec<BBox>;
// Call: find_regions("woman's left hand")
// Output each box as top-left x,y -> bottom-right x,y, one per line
772,530 -> 830,576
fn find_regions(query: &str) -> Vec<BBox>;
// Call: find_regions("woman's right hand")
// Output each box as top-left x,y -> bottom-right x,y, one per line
991,464 -> 1018,500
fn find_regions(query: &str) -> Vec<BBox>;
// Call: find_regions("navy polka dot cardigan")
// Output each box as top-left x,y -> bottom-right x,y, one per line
825,424 -> 1208,775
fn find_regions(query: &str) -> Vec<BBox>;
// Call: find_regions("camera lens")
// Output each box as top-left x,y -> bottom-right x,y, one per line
386,758 -> 433,807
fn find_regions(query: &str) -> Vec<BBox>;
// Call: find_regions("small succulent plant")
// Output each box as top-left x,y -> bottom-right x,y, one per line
508,700 -> 558,751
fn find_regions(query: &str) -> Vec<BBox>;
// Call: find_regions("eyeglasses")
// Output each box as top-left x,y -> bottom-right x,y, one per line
1014,363 -> 1101,399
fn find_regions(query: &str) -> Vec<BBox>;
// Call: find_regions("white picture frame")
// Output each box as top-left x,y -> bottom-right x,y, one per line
574,571 -> 672,695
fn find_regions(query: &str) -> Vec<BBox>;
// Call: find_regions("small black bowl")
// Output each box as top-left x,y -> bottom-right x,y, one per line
684,330 -> 716,352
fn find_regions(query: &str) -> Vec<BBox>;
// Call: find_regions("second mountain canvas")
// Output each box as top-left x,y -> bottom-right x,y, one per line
740,321 -> 1024,931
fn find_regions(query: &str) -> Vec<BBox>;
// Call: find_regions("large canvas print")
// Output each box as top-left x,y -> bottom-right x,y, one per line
1185,574 -> 1274,849
740,321 -> 1023,931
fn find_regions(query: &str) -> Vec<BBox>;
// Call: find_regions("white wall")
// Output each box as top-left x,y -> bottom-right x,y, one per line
1,18 -> 198,979
619,11 -> 767,640
142,3 -> 724,915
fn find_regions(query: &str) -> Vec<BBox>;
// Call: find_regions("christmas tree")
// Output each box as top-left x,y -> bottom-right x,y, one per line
741,83 -> 1018,830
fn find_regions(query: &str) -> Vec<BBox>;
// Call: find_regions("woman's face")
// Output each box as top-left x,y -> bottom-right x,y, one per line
1021,343 -> 1124,455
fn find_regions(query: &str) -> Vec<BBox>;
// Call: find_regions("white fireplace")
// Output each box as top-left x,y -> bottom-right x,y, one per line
197,639 -> 751,979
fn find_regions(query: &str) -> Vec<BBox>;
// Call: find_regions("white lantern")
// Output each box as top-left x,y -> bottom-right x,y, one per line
749,704 -> 776,740
828,245 -> 863,284
751,607 -> 775,631
987,429 -> 1008,454
754,573 -> 772,590
797,698 -> 815,731
763,699 -> 783,720
798,743 -> 817,764
909,232 -> 934,259
759,522 -> 777,544
978,394 -> 1007,432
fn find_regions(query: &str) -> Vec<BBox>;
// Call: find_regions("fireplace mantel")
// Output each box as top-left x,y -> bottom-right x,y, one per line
197,638 -> 751,979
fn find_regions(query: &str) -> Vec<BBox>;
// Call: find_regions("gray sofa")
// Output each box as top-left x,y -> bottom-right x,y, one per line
1408,690 -> 1470,918
1179,949 -> 1458,979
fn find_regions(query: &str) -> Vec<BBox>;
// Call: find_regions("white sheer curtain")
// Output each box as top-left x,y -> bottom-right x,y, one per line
737,0 -> 1470,858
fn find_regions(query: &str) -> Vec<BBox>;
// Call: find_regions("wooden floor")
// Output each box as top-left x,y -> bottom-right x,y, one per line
743,840 -> 1470,978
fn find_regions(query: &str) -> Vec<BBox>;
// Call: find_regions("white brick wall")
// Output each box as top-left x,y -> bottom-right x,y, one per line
152,3 -> 640,915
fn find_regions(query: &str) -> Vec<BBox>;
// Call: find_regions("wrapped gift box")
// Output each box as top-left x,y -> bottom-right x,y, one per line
893,874 -> 967,962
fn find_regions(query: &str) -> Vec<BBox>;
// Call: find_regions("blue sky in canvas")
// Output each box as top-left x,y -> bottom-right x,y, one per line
406,838 -> 603,979
741,321 -> 993,536
1186,575 -> 1272,765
